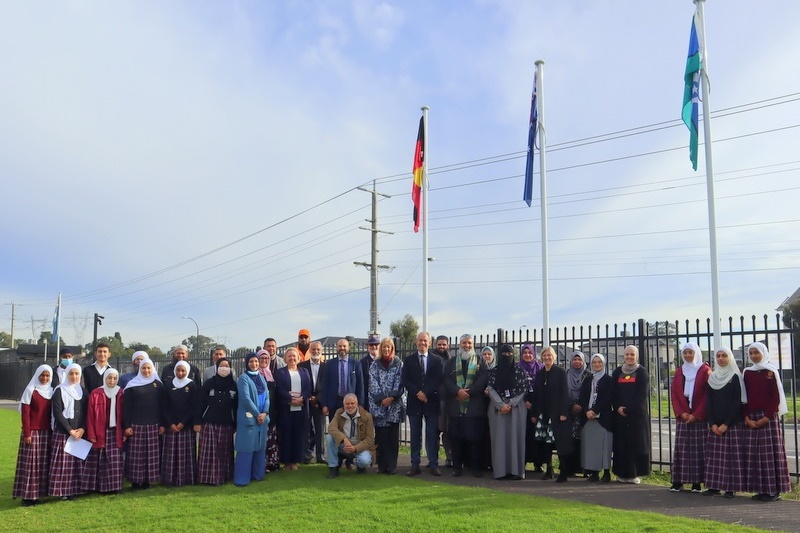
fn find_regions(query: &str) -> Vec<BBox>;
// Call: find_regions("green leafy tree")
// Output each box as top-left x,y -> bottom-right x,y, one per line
389,314 -> 419,350
182,334 -> 216,357
85,331 -> 125,358
125,342 -> 165,359
0,331 -> 12,348
38,331 -> 65,345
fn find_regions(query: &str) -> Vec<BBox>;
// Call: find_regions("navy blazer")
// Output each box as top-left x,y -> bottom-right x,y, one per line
320,357 -> 364,412
402,351 -> 443,417
274,366 -> 313,428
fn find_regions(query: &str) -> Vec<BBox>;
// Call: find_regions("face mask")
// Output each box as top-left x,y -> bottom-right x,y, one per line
61,358 -> 73,367
217,367 -> 231,378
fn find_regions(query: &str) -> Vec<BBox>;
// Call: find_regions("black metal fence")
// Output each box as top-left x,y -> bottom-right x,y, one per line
2,315 -> 797,480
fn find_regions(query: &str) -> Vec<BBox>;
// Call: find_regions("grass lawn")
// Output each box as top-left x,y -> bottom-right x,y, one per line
0,409 -> 779,533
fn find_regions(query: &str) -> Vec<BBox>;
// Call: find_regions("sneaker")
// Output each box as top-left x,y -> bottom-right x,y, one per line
723,492 -> 735,499
631,477 -> 641,485
703,489 -> 720,496
669,483 -> 682,492
691,483 -> 702,493
617,477 -> 630,484
762,494 -> 781,502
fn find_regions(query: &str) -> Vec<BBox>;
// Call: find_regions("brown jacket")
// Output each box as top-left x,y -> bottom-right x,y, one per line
327,406 -> 376,454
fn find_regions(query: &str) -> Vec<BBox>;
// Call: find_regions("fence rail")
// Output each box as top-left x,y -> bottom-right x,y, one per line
1,315 -> 797,480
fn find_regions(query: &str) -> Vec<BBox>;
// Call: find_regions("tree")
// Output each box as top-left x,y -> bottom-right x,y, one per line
37,331 -> 65,346
85,332 -> 125,358
125,342 -> 164,359
182,334 -> 216,357
0,331 -> 12,348
390,314 -> 419,350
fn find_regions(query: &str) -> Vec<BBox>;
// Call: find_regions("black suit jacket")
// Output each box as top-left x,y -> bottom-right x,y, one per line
402,351 -> 443,417
320,357 -> 364,412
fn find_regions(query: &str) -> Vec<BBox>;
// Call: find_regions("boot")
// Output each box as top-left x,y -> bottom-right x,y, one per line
327,467 -> 339,479
600,470 -> 611,483
541,465 -> 554,481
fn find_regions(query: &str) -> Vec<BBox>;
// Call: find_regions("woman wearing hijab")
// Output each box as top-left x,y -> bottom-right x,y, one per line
369,337 -> 405,475
611,345 -> 651,484
83,368 -> 124,494
531,346 -> 572,482
487,344 -> 528,480
13,365 -> 53,506
742,342 -> 791,501
257,348 -> 280,472
119,350 -> 147,389
48,362 -> 87,500
123,357 -> 163,489
198,358 -> 238,485
669,342 -> 712,493
563,351 -> 590,478
234,352 -> 270,486
519,344 -> 545,473
579,354 -> 613,482
161,360 -> 200,486
704,347 -> 746,498
274,347 -> 312,471
481,346 -> 497,471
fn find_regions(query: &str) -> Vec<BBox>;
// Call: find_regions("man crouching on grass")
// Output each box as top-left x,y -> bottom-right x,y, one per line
326,393 -> 375,478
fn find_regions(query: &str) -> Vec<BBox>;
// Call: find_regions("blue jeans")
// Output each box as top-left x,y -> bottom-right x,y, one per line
408,413 -> 439,467
325,434 -> 371,469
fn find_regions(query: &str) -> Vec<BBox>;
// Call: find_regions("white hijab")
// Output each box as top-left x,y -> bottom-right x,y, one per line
102,368 -> 121,427
172,360 -> 193,389
680,342 -> 703,409
707,347 -> 747,403
124,358 -> 162,390
19,364 -> 54,413
56,362 -> 84,420
743,342 -> 788,417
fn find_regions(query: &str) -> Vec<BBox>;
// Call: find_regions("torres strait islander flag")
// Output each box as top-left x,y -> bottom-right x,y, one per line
411,116 -> 424,233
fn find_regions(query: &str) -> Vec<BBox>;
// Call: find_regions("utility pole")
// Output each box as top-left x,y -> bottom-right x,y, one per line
354,180 -> 394,334
10,302 -> 15,349
93,313 -> 104,354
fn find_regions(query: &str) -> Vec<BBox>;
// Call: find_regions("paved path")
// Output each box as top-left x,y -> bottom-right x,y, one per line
392,455 -> 799,533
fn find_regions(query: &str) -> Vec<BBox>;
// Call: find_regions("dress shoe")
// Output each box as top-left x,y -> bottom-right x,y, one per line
556,473 -> 568,483
406,465 -> 422,477
430,467 -> 442,477
541,467 -> 554,481
327,467 -> 340,479
444,460 -> 453,468
452,469 -> 463,477
357,467 -> 366,474
600,471 -> 611,483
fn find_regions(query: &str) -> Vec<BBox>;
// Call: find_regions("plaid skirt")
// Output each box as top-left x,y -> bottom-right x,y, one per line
13,430 -> 50,500
125,424 -> 160,484
744,410 -> 791,495
82,428 -> 123,493
704,424 -> 745,492
198,423 -> 234,485
266,425 -> 280,471
671,419 -> 706,484
48,432 -> 85,497
161,428 -> 197,486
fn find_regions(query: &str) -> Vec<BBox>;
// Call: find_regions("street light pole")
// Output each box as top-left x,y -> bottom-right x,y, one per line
181,316 -> 199,357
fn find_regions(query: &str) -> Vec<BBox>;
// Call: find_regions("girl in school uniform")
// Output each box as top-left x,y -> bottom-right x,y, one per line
198,358 -> 238,485
161,360 -> 200,486
13,365 -> 54,506
48,362 -> 88,500
123,357 -> 163,489
742,342 -> 791,501
83,368 -> 125,494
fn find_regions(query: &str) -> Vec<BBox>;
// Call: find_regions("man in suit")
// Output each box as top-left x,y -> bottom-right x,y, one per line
359,334 -> 380,412
299,341 -> 327,463
321,338 -> 364,422
402,331 -> 444,477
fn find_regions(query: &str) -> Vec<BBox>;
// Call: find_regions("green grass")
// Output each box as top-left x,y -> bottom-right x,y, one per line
0,409 -> 782,533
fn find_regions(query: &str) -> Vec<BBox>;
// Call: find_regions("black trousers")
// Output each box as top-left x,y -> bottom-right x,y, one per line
375,423 -> 400,473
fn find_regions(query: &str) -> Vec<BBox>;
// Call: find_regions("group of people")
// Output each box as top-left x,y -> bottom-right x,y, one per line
669,341 -> 791,501
11,331 -> 792,506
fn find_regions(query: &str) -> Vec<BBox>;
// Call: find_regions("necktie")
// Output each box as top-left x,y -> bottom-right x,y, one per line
339,358 -> 347,397
420,354 -> 426,374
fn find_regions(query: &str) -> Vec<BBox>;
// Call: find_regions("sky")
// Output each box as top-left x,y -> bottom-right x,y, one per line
1,0 -> 799,353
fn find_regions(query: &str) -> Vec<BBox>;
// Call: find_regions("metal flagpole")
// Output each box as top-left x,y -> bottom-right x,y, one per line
535,60 -> 550,347
421,105 -> 430,333
695,0 -> 721,348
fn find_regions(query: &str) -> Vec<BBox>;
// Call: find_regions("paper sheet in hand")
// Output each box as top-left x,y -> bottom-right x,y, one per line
64,436 -> 92,460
